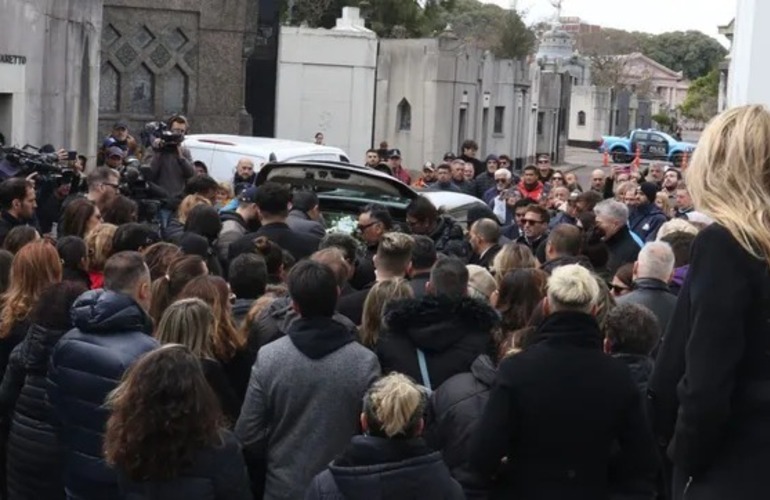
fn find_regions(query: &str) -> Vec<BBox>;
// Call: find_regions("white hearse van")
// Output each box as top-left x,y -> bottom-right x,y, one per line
184,134 -> 350,182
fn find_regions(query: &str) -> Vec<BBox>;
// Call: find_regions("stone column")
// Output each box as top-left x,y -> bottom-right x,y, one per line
728,0 -> 770,107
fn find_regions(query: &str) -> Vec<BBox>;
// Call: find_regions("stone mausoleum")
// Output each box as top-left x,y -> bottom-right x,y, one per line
0,0 -> 263,161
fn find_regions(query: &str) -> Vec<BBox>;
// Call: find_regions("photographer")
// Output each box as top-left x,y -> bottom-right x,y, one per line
0,178 -> 38,247
144,115 -> 195,226
99,121 -> 140,165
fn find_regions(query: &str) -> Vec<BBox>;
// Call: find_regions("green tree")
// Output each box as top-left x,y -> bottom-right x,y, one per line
494,9 -> 536,59
641,31 -> 727,80
680,68 -> 719,121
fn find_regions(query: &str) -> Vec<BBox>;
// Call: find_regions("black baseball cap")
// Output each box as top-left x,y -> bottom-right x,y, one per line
239,186 -> 259,203
443,152 -> 457,161
113,121 -> 129,130
388,148 -> 402,158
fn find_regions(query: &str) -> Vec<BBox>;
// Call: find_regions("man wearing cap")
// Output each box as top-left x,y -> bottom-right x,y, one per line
287,191 -> 326,239
387,149 -> 411,185
100,121 -> 139,165
629,182 -> 668,242
217,186 -> 262,264
411,162 -> 437,189
104,146 -> 126,170
473,155 -> 501,199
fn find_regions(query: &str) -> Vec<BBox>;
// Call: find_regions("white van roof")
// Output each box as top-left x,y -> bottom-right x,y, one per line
184,135 -> 347,159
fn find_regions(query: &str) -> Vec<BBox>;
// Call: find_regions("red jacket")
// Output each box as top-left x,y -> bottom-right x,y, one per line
518,181 -> 546,202
392,166 -> 412,185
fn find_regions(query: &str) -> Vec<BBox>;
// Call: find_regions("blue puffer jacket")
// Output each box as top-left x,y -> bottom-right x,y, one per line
47,290 -> 158,500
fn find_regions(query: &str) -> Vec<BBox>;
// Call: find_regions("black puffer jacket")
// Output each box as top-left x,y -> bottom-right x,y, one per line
246,296 -> 356,356
429,215 -> 469,261
231,298 -> 253,329
612,353 -> 653,395
47,290 -> 158,500
305,436 -> 464,500
378,296 -> 499,390
427,354 -> 497,499
0,323 -> 68,500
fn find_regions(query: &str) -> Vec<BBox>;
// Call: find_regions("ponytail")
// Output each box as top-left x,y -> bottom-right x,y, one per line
363,373 -> 426,439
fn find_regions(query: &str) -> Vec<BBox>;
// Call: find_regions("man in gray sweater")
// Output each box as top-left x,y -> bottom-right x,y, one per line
236,260 -> 381,500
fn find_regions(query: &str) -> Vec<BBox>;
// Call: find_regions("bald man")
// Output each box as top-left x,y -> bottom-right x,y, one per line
591,169 -> 606,194
468,218 -> 502,270
233,157 -> 257,196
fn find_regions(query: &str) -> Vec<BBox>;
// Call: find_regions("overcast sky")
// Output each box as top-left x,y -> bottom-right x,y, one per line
483,0 -> 736,42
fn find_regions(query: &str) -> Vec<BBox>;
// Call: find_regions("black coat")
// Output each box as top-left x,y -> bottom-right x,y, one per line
629,203 -> 668,243
305,436 -> 464,500
378,296 -> 499,390
429,215 -> 469,261
0,319 -> 30,383
605,226 -> 642,276
649,224 -> 770,500
231,298 -> 253,329
469,312 -> 659,500
474,172 -> 496,199
62,267 -> 92,290
163,216 -> 185,243
47,290 -> 158,500
0,324 -> 68,500
0,211 -> 35,248
469,244 -> 501,270
337,282 -> 374,326
409,272 -> 430,298
617,278 -> 677,336
250,222 -> 320,261
427,354 -> 496,499
118,430 -> 252,500
201,358 -> 241,425
540,254 -> 594,275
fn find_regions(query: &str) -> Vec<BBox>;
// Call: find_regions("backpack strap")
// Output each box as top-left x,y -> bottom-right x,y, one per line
416,348 -> 432,392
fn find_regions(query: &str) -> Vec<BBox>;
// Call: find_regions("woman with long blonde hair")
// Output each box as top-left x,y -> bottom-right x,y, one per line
650,105 -> 770,500
305,373 -> 464,499
0,240 -> 62,377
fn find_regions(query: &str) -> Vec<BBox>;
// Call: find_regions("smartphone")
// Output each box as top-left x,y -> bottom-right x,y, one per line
67,150 -> 77,161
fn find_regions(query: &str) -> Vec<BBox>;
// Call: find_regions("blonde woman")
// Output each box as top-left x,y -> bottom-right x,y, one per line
306,373 -> 464,500
85,223 -> 117,289
155,298 -> 240,423
359,278 -> 413,348
650,105 -> 770,499
655,191 -> 672,219
490,243 -> 538,285
163,194 -> 211,243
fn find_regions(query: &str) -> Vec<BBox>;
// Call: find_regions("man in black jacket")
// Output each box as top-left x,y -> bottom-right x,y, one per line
354,204 -> 393,289
232,157 -> 257,196
595,199 -> 643,275
378,257 -> 499,390
515,205 -> 549,263
234,182 -> 320,262
287,191 -> 326,239
468,218 -> 501,270
617,241 -> 677,335
0,178 -> 37,247
460,139 -> 485,178
408,235 -> 436,298
540,223 -> 593,275
406,196 -> 468,261
470,264 -> 658,499
48,252 -> 158,500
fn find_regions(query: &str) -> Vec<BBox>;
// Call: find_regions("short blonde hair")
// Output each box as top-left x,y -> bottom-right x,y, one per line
466,265 -> 496,301
178,195 -> 211,224
547,264 -> 600,313
656,218 -> 698,241
86,223 -> 117,272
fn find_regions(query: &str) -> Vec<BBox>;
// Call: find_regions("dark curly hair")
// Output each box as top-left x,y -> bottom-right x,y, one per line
104,345 -> 223,482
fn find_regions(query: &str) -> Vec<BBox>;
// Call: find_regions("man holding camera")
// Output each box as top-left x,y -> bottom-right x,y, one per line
144,115 -> 195,226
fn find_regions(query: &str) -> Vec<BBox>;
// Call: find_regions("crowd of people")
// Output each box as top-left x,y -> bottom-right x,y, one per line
0,105 -> 765,500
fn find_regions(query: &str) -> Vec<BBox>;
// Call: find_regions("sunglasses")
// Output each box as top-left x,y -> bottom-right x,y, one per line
357,221 -> 378,232
495,179 -> 508,184
537,160 -> 550,164
552,176 -> 564,181
522,219 -> 543,226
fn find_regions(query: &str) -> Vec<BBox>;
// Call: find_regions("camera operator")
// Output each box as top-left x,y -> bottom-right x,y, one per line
144,115 -> 195,226
0,178 -> 38,247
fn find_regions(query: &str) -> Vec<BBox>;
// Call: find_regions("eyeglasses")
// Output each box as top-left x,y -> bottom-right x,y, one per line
552,176 -> 564,181
537,160 -> 550,164
357,221 -> 378,232
495,179 -> 508,184
522,219 -> 543,225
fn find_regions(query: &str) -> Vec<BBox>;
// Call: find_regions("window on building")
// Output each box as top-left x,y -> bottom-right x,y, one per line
577,110 -> 586,126
537,111 -> 545,135
493,106 -> 505,135
397,98 -> 411,132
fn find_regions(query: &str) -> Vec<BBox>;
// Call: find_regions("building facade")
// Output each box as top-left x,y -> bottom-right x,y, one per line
275,8 -> 377,161
718,19 -> 734,112
617,53 -> 689,110
374,31 -> 538,171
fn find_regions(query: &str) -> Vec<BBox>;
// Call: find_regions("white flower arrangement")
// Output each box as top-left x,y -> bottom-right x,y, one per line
326,214 -> 359,235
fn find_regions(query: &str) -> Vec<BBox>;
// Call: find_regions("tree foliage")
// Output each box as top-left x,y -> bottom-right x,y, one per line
680,69 -> 719,122
280,0 -> 536,58
577,29 -> 727,81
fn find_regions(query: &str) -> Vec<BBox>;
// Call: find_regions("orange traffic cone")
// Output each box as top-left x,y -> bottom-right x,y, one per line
681,151 -> 689,171
603,150 -> 610,167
